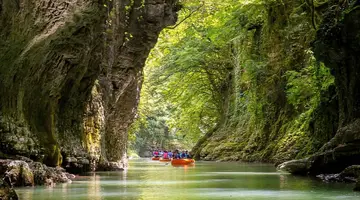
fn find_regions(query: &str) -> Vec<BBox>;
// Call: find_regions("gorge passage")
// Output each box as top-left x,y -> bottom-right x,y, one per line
1,0 -> 360,195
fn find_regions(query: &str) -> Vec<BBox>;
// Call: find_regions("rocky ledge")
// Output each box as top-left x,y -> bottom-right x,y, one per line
315,165 -> 360,192
278,161 -> 360,191
0,178 -> 18,200
0,158 -> 76,197
0,159 -> 75,187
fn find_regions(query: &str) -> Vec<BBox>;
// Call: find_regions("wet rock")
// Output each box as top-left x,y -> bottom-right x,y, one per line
65,173 -> 76,180
65,157 -> 77,163
339,165 -> 360,181
3,160 -> 34,187
44,178 -> 54,187
316,165 -> 360,182
316,174 -> 342,182
0,158 -> 76,187
277,159 -> 309,175
30,162 -> 73,186
21,160 -> 75,186
29,162 -> 47,185
42,165 -> 72,184
308,143 -> 360,175
62,156 -> 90,174
278,142 -> 360,177
97,161 -> 125,171
0,178 -> 18,200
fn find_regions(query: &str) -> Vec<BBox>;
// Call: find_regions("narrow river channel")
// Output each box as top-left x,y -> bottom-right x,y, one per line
16,159 -> 359,200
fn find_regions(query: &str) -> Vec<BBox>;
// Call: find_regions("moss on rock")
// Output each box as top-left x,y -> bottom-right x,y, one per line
192,0 -> 340,164
0,178 -> 18,200
0,0 -> 180,171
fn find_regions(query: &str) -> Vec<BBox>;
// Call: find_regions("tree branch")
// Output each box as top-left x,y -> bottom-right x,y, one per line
166,3 -> 204,30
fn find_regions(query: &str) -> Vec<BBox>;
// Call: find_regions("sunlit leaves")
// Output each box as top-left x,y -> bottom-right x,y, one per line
285,54 -> 334,111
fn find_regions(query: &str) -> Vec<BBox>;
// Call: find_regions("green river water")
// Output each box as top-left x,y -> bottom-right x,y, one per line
16,159 -> 359,200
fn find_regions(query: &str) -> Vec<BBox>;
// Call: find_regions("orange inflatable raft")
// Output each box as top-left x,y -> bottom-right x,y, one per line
151,157 -> 160,160
159,158 -> 172,162
171,159 -> 195,165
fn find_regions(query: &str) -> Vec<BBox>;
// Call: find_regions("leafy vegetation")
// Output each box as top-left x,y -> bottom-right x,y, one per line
129,0 -> 336,161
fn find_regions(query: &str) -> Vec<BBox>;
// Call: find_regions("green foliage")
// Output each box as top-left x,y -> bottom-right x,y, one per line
131,0 -> 336,163
130,0 -> 247,152
285,53 -> 334,111
189,0 -> 337,163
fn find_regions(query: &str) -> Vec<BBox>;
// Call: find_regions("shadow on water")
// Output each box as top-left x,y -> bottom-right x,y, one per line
16,158 -> 360,200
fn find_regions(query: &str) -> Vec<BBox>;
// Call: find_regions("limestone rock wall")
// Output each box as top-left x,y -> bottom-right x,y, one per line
273,1 -> 360,179
0,0 -> 179,170
192,0 -> 360,172
280,3 -> 360,176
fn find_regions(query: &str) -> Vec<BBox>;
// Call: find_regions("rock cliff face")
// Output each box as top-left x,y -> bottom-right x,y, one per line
0,0 -> 179,171
192,0 -> 329,163
278,3 -> 360,176
192,0 -> 360,175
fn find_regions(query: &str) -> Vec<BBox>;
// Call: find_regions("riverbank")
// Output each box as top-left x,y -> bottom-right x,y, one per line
14,159 -> 360,200
0,158 -> 75,199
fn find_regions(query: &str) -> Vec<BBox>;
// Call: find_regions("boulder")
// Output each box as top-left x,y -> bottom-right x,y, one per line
316,174 -> 341,182
339,165 -> 360,181
316,165 -> 360,182
62,156 -> 90,174
97,161 -> 125,171
0,178 -> 18,200
277,158 -> 309,175
4,161 -> 34,187
0,159 -> 75,187
29,162 -> 73,186
278,143 -> 360,176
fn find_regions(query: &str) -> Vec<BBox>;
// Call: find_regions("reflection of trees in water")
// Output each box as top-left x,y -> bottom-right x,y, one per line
88,174 -> 101,200
279,174 -> 288,189
61,183 -> 68,200
18,189 -> 33,200
121,169 -> 128,195
45,185 -> 55,199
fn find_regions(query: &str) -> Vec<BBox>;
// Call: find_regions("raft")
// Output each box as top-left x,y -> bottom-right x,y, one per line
171,159 -> 195,165
151,157 -> 160,160
159,158 -> 172,162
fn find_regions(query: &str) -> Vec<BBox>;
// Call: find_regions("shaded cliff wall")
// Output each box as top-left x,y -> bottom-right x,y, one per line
0,0 -> 179,170
192,0 -> 339,163
287,2 -> 360,175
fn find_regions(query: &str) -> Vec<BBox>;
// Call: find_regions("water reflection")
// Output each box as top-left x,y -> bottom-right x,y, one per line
17,187 -> 33,200
279,174 -> 287,190
88,174 -> 101,200
15,159 -> 360,200
61,183 -> 68,200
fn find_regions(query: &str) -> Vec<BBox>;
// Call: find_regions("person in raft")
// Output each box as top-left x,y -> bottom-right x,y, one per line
178,150 -> 191,159
168,150 -> 173,159
185,150 -> 192,158
180,151 -> 186,158
153,150 -> 159,157
173,150 -> 180,159
163,151 -> 169,159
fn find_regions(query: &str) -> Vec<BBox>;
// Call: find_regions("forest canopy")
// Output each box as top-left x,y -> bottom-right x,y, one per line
128,0 -> 335,158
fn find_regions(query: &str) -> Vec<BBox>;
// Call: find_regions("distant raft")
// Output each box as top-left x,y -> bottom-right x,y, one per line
152,157 -> 160,160
159,158 -> 172,162
171,159 -> 195,165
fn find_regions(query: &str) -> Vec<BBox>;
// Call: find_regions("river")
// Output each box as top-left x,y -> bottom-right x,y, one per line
16,159 -> 359,200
